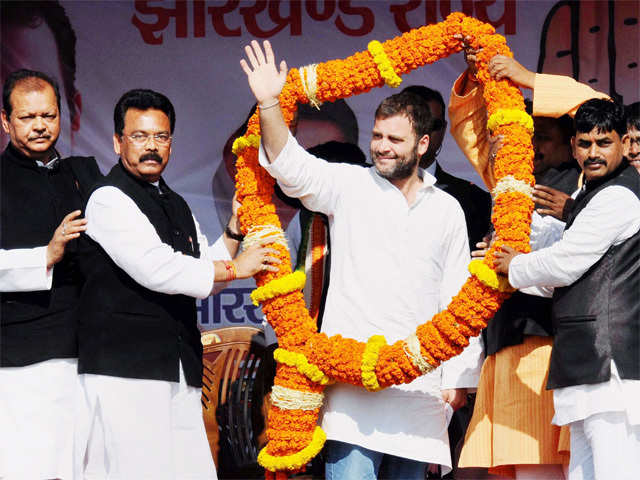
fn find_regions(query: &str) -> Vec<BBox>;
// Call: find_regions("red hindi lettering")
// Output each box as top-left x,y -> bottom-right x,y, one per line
209,0 -> 242,37
438,0 -> 475,20
474,0 -> 516,35
131,0 -> 188,45
306,0 -> 336,21
389,0 -> 422,32
336,0 -> 375,36
239,0 -> 302,38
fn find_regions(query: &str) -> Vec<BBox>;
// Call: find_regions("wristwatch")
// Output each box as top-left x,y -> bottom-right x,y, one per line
225,224 -> 244,242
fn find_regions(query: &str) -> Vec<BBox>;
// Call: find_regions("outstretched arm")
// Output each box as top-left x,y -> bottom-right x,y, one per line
488,55 -> 608,117
240,40 -> 289,163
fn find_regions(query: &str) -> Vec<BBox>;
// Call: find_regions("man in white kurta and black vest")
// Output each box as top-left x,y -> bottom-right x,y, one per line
240,40 -> 482,479
0,69 -> 101,480
495,98 -> 640,480
75,89 -> 280,479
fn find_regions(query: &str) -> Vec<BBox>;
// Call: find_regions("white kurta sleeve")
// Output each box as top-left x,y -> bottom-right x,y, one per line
438,201 -> 483,389
193,215 -> 231,294
86,186 -> 217,299
258,132 -> 349,215
510,186 -> 640,289
0,246 -> 53,292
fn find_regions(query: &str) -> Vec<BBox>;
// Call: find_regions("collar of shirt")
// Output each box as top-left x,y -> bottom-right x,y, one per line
372,167 -> 435,208
35,151 -> 60,170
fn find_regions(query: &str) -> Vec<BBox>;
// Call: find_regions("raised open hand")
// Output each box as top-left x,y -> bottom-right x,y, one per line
240,40 -> 288,107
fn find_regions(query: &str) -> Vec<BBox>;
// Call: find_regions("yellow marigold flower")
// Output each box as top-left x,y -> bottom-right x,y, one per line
468,259 -> 515,293
258,426 -> 326,472
273,348 -> 332,385
487,109 -> 534,135
231,134 -> 261,155
250,271 -> 306,306
361,335 -> 387,391
367,40 -> 402,88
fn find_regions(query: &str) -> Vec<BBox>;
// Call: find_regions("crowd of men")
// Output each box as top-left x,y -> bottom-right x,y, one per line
1,17 -> 639,480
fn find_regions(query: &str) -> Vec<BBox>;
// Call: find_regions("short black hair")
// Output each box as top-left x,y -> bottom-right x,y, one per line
401,85 -> 446,131
375,91 -> 435,139
2,69 -> 61,117
1,1 -> 78,122
625,102 -> 640,132
114,89 -> 176,135
574,98 -> 626,138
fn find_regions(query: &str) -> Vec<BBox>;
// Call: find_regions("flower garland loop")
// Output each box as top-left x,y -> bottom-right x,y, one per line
233,12 -> 535,476
258,427 -> 326,473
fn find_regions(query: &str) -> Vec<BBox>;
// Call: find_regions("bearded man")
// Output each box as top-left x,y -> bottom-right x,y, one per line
240,40 -> 482,479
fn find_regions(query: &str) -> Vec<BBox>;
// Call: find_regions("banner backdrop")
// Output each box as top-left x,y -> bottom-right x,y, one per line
2,0 -> 638,331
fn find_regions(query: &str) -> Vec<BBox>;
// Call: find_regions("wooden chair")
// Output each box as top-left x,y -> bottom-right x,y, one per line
201,326 -> 275,478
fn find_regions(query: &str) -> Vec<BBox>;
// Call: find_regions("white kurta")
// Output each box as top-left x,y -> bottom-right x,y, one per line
259,134 -> 482,470
85,185 -> 230,298
0,247 -> 72,480
79,184 -> 231,479
510,184 -> 640,426
0,246 -> 52,292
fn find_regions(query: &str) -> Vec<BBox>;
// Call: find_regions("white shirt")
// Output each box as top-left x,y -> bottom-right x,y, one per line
510,184 -> 640,426
0,247 -> 52,292
85,185 -> 231,299
259,133 -> 482,469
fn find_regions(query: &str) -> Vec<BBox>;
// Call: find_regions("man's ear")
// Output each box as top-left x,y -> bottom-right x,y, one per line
1,109 -> 10,134
417,133 -> 430,158
113,133 -> 122,155
622,132 -> 630,157
570,136 -> 576,157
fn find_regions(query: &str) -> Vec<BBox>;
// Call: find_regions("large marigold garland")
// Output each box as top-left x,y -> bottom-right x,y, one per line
232,13 -> 534,477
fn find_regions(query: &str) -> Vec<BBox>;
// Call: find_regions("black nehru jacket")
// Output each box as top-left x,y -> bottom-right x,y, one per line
434,162 -> 492,250
548,162 -> 640,390
483,162 -> 580,356
1,144 -> 102,366
76,162 -> 205,387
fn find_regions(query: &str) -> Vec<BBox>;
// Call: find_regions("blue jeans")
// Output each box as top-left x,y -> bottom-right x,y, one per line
325,440 -> 427,480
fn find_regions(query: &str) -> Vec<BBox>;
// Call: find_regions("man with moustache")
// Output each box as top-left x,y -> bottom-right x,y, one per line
0,70 -> 101,480
495,99 -> 640,480
1,1 -> 83,157
240,40 -> 482,479
75,89 -> 279,479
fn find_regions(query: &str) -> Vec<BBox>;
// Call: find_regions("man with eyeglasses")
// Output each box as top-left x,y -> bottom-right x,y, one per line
74,89 -> 280,479
0,69 -> 101,480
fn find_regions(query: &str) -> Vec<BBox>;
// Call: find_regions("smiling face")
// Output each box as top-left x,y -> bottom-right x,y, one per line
113,108 -> 171,183
370,113 -> 428,182
1,81 -> 60,160
571,127 -> 626,182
